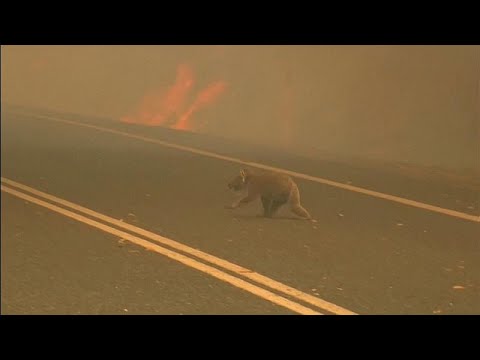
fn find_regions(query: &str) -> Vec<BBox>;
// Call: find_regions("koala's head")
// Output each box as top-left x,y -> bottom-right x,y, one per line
227,169 -> 250,192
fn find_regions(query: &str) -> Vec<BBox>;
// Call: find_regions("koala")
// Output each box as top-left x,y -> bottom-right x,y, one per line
226,168 -> 312,219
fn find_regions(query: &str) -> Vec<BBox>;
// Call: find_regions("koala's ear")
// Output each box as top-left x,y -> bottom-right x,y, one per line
240,169 -> 247,182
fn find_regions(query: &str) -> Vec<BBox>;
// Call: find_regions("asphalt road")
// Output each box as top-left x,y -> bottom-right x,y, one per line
2,108 -> 479,314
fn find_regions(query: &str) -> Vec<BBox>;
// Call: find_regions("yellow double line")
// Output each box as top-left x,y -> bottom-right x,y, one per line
1,177 -> 356,315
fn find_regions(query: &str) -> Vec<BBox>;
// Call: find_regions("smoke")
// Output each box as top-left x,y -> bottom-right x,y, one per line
2,45 -> 479,170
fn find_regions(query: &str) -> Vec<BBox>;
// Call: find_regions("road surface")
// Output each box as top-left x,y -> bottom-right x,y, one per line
2,107 -> 479,314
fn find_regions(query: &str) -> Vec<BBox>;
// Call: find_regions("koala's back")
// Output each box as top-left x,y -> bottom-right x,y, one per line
248,171 -> 293,197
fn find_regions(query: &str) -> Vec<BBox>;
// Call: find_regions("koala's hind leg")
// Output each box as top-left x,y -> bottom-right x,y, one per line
288,183 -> 312,219
291,204 -> 312,219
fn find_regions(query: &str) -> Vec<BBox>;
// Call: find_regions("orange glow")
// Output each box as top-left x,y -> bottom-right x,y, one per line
121,64 -> 226,132
172,81 -> 227,131
121,64 -> 194,126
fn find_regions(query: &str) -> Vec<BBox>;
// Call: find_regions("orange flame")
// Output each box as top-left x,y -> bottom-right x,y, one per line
121,63 -> 226,132
172,81 -> 227,131
121,64 -> 194,126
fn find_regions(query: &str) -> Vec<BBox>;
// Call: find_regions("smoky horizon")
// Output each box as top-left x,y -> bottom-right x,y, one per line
2,45 -> 479,171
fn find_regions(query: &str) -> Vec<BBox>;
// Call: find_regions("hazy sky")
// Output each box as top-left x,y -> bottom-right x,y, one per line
2,45 -> 479,169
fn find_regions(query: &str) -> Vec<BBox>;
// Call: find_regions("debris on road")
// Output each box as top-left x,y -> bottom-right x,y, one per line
452,285 -> 466,290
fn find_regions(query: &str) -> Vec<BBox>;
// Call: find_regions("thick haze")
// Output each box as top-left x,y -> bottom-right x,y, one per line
2,45 -> 479,170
